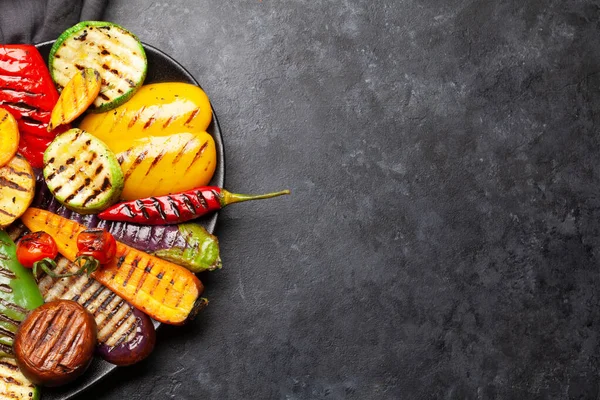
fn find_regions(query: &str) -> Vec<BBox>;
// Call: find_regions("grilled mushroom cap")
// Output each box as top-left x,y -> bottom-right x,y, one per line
13,300 -> 97,387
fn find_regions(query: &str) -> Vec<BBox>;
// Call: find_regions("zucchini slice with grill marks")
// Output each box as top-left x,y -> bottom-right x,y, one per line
49,21 -> 147,113
0,358 -> 39,399
43,128 -> 124,214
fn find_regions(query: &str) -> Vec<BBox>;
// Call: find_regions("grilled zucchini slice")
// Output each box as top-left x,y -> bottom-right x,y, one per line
0,154 -> 35,228
49,21 -> 147,113
0,358 -> 39,400
43,128 -> 124,214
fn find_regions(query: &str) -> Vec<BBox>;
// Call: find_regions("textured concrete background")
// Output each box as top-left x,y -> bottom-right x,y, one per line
66,0 -> 600,399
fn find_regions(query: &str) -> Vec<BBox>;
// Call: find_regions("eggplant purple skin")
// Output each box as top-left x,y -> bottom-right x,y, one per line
31,173 -> 221,272
96,308 -> 156,366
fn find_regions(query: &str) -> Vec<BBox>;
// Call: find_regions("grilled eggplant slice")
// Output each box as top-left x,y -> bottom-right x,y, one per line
0,109 -> 19,168
0,154 -> 35,228
49,21 -> 147,113
43,128 -> 123,214
14,300 -> 97,387
48,68 -> 101,131
96,307 -> 156,366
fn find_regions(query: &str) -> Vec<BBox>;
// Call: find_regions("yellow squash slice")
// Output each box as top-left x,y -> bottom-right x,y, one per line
0,154 -> 35,228
48,68 -> 101,131
0,109 -> 19,168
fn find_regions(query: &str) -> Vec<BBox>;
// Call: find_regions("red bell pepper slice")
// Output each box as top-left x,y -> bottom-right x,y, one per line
0,45 -> 64,168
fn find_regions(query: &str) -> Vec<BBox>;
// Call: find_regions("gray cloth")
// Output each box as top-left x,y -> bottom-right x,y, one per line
0,0 -> 108,44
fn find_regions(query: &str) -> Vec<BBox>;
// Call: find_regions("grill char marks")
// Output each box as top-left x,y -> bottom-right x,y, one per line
0,87 -> 40,97
181,194 -> 196,214
184,141 -> 209,174
143,110 -> 158,129
6,166 -> 31,179
150,197 -> 167,220
74,31 -> 88,41
0,292 -> 25,356
195,190 -> 208,209
0,284 -> 12,293
127,106 -> 145,128
184,108 -> 200,125
0,267 -> 16,280
0,176 -> 27,192
0,101 -> 37,112
172,137 -> 198,165
122,149 -> 148,182
135,199 -> 150,219
144,148 -> 166,177
0,209 -> 15,218
0,360 -> 19,371
166,196 -> 180,218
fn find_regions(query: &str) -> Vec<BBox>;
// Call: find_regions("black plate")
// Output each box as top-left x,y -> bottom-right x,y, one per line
34,41 -> 225,400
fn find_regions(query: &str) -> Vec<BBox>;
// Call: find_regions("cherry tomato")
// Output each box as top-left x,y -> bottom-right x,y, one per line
76,229 -> 116,265
16,232 -> 58,268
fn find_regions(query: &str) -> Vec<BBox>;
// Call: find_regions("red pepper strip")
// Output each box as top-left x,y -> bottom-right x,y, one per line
98,187 -> 291,225
0,45 -> 63,168
18,135 -> 53,169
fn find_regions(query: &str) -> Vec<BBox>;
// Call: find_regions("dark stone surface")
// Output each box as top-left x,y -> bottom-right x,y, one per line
74,0 -> 600,399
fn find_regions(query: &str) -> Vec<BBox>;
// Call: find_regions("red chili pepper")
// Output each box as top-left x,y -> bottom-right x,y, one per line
74,229 -> 117,275
98,186 -> 291,225
0,45 -> 65,168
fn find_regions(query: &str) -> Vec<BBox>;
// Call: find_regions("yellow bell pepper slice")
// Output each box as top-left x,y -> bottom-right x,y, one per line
118,132 -> 216,200
80,82 -> 212,153
79,82 -> 216,200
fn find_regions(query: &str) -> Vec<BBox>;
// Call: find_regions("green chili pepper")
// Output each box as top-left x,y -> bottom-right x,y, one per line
153,223 -> 221,273
0,230 -> 44,357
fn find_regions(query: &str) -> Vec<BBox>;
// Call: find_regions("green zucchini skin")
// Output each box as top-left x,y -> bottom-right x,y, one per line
43,128 -> 124,214
49,21 -> 147,113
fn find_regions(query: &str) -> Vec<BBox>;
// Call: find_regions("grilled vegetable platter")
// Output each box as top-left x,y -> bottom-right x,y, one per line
0,21 -> 289,399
